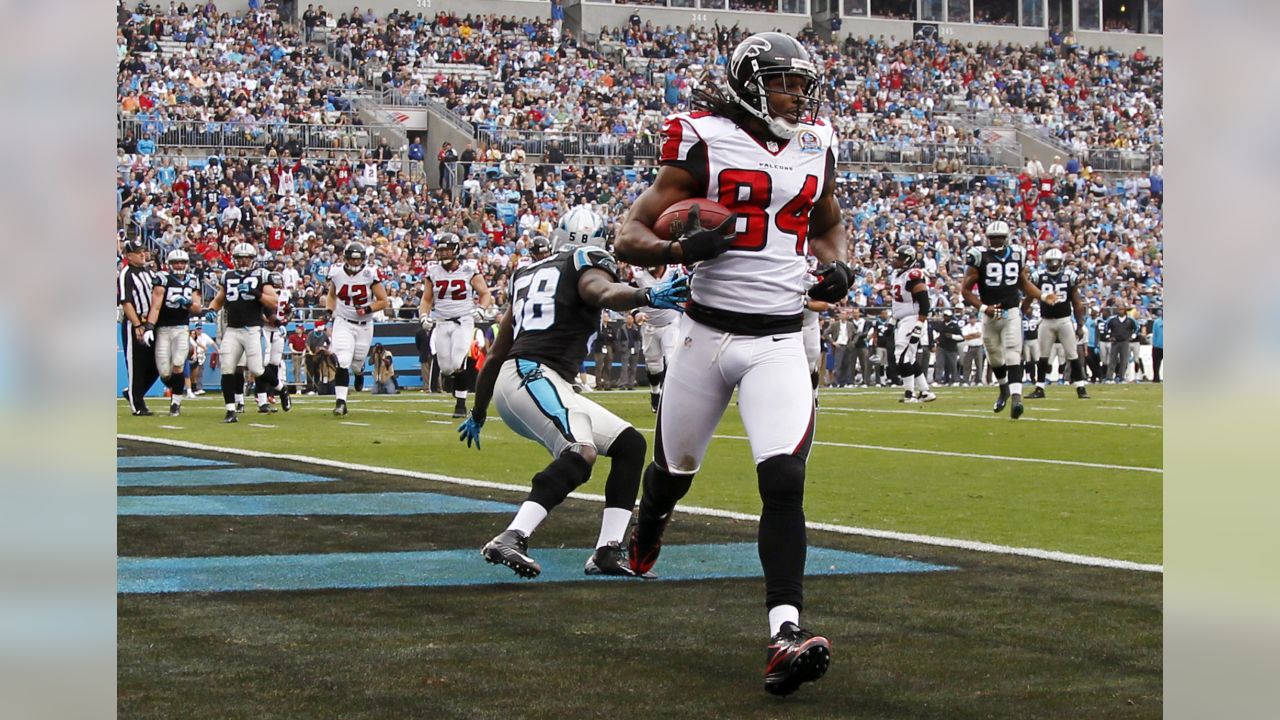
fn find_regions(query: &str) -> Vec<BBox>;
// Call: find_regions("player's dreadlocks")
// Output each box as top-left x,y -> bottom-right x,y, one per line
690,69 -> 755,129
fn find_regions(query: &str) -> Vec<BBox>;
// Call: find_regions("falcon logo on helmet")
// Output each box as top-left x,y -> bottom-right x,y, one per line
727,32 -> 822,140
553,206 -> 608,250
343,242 -> 366,274
232,242 -> 257,271
166,249 -> 190,278
435,233 -> 461,270
1042,247 -> 1065,272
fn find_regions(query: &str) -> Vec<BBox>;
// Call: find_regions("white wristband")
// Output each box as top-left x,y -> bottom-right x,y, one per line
979,304 -> 988,315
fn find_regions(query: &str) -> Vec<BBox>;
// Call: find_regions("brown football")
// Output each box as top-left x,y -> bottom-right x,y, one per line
653,198 -> 735,241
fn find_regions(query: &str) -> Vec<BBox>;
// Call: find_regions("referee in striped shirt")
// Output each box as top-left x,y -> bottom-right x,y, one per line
118,240 -> 160,415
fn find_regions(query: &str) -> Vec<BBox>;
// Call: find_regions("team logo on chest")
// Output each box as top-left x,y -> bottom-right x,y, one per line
798,130 -> 821,153
765,140 -> 779,153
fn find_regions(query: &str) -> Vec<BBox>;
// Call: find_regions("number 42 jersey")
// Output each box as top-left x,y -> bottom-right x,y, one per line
507,246 -> 619,381
327,264 -> 381,322
660,111 -> 838,316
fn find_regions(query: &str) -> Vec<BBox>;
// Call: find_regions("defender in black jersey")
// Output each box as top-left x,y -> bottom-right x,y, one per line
144,249 -> 202,416
1022,247 -> 1090,399
961,220 -> 1046,419
459,207 -> 688,580
207,243 -> 280,423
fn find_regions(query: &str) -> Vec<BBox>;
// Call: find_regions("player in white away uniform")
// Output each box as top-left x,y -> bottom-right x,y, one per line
325,242 -> 389,416
419,233 -> 494,417
800,260 -> 831,399
889,245 -> 937,403
617,32 -> 843,696
631,264 -> 685,413
260,273 -> 293,412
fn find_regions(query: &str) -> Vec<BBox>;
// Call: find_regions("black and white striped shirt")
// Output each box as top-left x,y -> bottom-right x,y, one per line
117,264 -> 155,323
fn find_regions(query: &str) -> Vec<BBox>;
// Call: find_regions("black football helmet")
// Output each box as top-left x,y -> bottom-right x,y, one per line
343,242 -> 366,274
892,245 -> 918,270
727,32 -> 821,139
435,233 -> 461,268
530,235 -> 552,260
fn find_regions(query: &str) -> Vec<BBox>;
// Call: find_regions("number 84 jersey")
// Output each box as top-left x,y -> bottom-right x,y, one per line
507,247 -> 620,381
426,260 -> 480,320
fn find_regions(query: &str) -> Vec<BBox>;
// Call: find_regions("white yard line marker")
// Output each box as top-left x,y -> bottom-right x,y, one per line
425,420 -> 453,425
339,421 -> 371,427
819,406 -> 1161,429
247,423 -> 275,429
159,425 -> 184,430
115,434 -> 1163,573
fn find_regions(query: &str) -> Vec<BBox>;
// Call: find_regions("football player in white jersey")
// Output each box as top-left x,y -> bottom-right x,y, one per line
631,264 -> 685,413
888,245 -> 937,403
617,31 -> 844,696
261,273 -> 293,412
325,242 -> 390,416
800,259 -> 830,399
418,233 -> 494,417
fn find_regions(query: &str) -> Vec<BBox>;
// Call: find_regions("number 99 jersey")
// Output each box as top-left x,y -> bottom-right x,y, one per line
327,264 -> 381,322
507,246 -> 620,382
965,244 -> 1028,308
660,111 -> 837,316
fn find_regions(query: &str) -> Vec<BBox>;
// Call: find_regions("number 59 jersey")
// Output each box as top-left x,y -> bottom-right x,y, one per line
427,260 -> 480,320
327,264 -> 381,322
507,246 -> 620,382
660,111 -> 838,316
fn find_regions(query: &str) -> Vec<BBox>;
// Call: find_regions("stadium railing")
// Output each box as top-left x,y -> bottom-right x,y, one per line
118,117 -> 405,155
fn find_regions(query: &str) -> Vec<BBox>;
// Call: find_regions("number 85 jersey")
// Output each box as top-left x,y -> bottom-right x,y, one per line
507,247 -> 619,381
660,111 -> 837,316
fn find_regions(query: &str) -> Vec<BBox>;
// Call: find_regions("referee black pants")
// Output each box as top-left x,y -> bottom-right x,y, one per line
122,324 -> 160,413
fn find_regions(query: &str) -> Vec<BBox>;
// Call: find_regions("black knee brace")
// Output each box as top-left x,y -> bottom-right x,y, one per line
1069,357 -> 1085,383
897,360 -> 917,378
756,454 -> 807,611
603,427 -> 647,510
1037,358 -> 1050,383
992,364 -> 1008,382
647,369 -> 665,388
1007,364 -> 1023,384
168,372 -> 186,395
334,366 -> 350,387
526,451 -> 592,512
638,462 -> 693,521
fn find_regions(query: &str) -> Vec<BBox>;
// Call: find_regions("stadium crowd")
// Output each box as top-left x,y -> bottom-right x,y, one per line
116,1 -> 1163,391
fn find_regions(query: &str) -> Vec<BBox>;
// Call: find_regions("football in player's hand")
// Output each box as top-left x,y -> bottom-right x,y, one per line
653,199 -> 735,241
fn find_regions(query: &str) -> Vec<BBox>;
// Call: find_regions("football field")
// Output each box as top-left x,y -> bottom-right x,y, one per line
117,384 -> 1162,718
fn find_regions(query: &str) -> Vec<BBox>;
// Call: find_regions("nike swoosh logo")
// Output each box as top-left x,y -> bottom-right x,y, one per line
772,337 -> 786,342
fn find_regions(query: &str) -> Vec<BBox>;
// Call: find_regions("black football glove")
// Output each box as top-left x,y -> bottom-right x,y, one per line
677,203 -> 739,264
808,260 -> 853,303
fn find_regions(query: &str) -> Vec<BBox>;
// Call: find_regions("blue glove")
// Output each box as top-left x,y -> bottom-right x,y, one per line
645,273 -> 690,312
176,296 -> 192,308
204,310 -> 218,322
457,413 -> 485,449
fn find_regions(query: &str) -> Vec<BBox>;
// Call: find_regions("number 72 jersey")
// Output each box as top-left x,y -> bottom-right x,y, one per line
426,260 -> 480,320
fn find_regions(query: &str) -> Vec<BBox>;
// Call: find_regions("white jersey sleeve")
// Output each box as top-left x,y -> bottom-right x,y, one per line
427,261 -> 479,320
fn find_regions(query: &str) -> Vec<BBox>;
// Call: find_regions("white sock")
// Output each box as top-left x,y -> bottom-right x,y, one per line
595,507 -> 633,549
1036,381 -> 1047,388
915,373 -> 929,394
172,393 -> 183,406
768,605 -> 800,637
507,501 -> 549,537
1075,380 -> 1086,388
336,385 -> 348,401
256,392 -> 267,406
1010,382 -> 1023,396
225,402 -> 236,411
903,375 -> 915,395
234,393 -> 244,406
454,388 -> 468,400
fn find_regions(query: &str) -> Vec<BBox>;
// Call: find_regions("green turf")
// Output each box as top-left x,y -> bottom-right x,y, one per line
117,440 -> 1161,719
118,384 -> 1162,563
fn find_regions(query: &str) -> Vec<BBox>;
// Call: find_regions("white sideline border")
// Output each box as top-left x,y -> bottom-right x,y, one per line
117,434 -> 1163,574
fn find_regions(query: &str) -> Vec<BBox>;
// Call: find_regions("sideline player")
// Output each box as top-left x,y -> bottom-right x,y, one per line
960,220 -> 1045,419
631,264 -> 684,412
206,243 -> 279,423
325,242 -> 389,416
1024,247 -> 1090,399
143,249 -> 202,416
419,233 -> 493,417
888,245 -> 936,403
616,31 -> 842,696
458,207 -> 689,578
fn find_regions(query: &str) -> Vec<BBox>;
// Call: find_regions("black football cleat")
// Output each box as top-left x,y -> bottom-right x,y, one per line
279,390 -> 291,412
650,393 -> 660,413
258,403 -> 277,414
1026,387 -> 1046,399
764,622 -> 831,697
132,408 -> 154,416
168,403 -> 181,417
628,512 -> 672,576
452,398 -> 468,418
481,529 -> 540,579
223,410 -> 238,424
993,384 -> 1010,414
235,402 -> 245,414
1010,394 -> 1025,420
1077,386 -> 1091,399
585,541 -> 653,578
333,400 -> 348,416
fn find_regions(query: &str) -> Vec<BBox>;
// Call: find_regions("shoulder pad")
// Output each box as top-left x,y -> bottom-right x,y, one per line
152,272 -> 167,287
965,247 -> 983,267
573,246 -> 619,279
907,269 -> 924,281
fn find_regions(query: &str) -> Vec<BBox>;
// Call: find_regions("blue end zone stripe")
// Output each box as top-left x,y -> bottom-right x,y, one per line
117,543 -> 954,593
117,455 -> 235,469
117,468 -> 338,487
118,492 -> 517,516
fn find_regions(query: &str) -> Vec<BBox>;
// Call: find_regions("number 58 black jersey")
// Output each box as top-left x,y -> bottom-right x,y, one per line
507,246 -> 619,381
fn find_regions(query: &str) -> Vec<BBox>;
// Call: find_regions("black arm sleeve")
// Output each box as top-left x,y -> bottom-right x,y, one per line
913,289 -> 930,317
